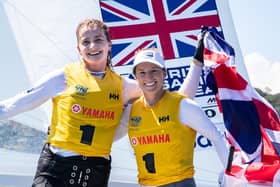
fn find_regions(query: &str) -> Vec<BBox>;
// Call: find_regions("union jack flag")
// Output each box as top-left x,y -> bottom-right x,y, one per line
204,27 -> 280,186
100,0 -> 222,67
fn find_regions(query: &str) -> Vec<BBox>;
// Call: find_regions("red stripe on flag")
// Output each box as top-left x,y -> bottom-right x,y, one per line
245,161 -> 280,182
260,126 -> 279,162
204,47 -> 229,64
108,0 -> 220,60
214,64 -> 247,90
172,0 -> 196,15
114,40 -> 153,66
226,165 -> 244,177
253,98 -> 280,131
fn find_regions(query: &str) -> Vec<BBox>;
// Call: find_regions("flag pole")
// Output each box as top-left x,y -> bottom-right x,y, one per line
226,146 -> 235,172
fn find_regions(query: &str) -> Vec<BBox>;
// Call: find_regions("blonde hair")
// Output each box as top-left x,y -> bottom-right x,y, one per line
76,18 -> 111,42
76,19 -> 112,68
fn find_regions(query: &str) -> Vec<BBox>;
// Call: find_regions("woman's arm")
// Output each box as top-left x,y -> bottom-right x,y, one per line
0,68 -> 66,119
178,63 -> 202,99
113,104 -> 131,141
121,76 -> 142,105
179,98 -> 229,168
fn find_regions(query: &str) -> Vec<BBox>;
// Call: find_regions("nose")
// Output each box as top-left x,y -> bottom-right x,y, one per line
89,42 -> 96,48
141,71 -> 155,79
146,71 -> 156,79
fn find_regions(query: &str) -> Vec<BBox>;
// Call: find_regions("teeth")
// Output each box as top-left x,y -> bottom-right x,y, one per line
145,82 -> 156,86
89,51 -> 100,56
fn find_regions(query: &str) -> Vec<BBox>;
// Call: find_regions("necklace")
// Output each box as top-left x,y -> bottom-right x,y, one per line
144,98 -> 156,107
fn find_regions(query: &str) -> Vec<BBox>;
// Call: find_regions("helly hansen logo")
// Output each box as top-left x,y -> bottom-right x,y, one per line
109,93 -> 119,100
158,115 -> 170,123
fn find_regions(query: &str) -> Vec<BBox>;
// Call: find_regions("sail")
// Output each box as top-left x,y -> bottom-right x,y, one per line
0,0 -> 247,186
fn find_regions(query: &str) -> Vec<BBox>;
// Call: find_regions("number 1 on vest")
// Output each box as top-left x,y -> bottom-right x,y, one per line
80,125 -> 95,145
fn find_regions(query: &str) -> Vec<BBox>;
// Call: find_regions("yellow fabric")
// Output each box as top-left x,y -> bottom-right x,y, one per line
48,62 -> 123,156
128,91 -> 196,186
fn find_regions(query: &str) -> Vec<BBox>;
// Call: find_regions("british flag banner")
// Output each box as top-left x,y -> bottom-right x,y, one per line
100,0 -> 224,126
100,0 -> 221,66
203,27 -> 280,186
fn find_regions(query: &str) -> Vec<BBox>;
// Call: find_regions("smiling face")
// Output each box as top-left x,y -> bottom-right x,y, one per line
77,24 -> 112,72
134,62 -> 166,97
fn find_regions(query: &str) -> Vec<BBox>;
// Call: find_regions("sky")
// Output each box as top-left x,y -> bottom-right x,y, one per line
228,0 -> 280,94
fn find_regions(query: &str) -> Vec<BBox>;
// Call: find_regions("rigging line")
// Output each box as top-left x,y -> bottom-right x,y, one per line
7,0 -> 37,81
92,0 -> 98,5
92,0 -> 100,8
5,0 -> 75,62
92,0 -> 104,19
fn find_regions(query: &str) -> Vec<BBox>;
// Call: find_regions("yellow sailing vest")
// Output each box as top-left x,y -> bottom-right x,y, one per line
47,62 -> 123,157
128,91 -> 196,186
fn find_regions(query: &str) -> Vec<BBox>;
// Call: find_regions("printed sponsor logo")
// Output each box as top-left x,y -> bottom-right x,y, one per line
194,135 -> 213,149
158,115 -> 170,123
131,137 -> 138,146
207,97 -> 216,104
130,116 -> 141,127
164,66 -> 214,97
131,134 -> 170,146
75,85 -> 88,96
204,108 -> 216,118
72,104 -> 81,113
109,93 -> 120,100
82,106 -> 114,120
144,51 -> 154,58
